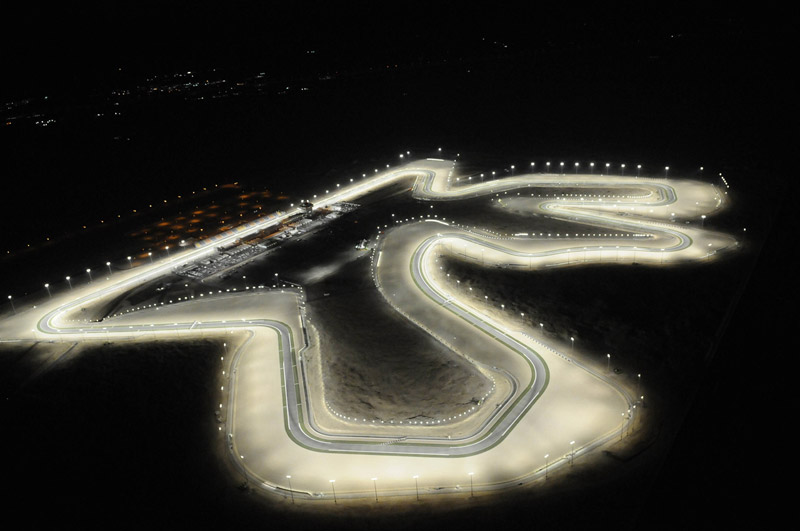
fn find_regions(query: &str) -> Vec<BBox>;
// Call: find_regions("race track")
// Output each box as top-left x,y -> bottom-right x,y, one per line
0,158 -> 738,500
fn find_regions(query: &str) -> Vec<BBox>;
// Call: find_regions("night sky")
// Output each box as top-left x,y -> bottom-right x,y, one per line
2,3 -> 792,529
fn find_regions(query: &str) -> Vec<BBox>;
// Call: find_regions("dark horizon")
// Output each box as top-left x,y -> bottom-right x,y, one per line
1,4 -> 775,99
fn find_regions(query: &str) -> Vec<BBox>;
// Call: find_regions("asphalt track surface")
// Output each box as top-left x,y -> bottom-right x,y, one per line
3,158 -> 738,498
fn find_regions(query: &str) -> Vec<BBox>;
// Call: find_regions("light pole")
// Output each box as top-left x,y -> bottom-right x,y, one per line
86,268 -> 93,282
589,162 -> 595,174
574,162 -> 579,174
372,477 -> 378,502
559,162 -> 564,174
606,353 -> 611,372
540,322 -> 544,335
546,162 -> 551,173
127,256 -> 132,268
570,336 -> 574,352
665,166 -> 669,178
106,261 -> 112,275
66,276 -> 72,290
44,283 -> 51,298
165,246 -> 170,258
468,472 -> 474,497
637,373 -> 641,396
605,162 -> 610,175
701,215 -> 706,227
240,455 -> 247,486
621,163 -> 626,176
329,479 -> 337,504
413,475 -> 420,501
148,252 -> 153,264
544,454 -> 549,478
286,475 -> 294,503
637,164 -> 641,177
7,295 -> 15,314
